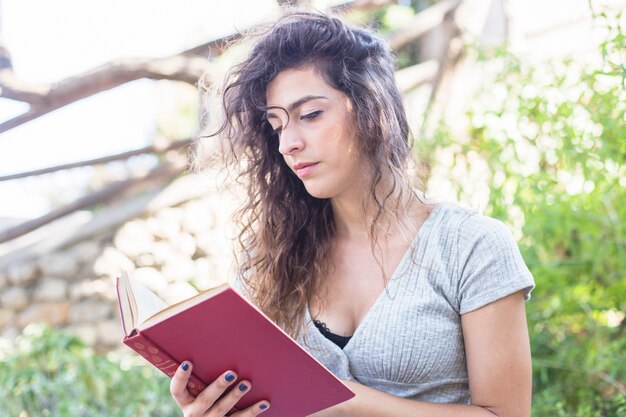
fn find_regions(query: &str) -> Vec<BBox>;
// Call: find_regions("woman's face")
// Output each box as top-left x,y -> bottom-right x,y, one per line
265,66 -> 370,200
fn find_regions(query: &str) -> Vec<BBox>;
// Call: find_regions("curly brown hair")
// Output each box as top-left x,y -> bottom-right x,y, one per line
201,11 -> 423,337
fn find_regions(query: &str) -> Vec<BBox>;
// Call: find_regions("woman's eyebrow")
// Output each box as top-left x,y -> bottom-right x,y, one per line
267,95 -> 328,118
287,95 -> 328,111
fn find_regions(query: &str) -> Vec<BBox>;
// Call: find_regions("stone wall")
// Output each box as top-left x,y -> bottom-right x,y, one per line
0,175 -> 239,351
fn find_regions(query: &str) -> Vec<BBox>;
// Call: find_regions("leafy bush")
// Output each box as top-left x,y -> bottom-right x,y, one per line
0,324 -> 179,417
420,8 -> 626,416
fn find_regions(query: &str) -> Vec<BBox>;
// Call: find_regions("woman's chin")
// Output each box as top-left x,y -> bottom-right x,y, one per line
302,183 -> 334,200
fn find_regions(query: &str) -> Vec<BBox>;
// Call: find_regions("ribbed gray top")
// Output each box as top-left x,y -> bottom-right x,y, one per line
297,202 -> 535,404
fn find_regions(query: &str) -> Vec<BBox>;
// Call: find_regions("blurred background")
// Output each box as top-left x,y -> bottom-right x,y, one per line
0,0 -> 624,416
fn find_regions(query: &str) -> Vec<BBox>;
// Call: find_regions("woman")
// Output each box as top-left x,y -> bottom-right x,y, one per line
170,11 -> 535,417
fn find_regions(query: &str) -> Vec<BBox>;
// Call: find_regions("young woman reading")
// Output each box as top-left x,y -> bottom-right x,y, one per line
169,11 -> 535,417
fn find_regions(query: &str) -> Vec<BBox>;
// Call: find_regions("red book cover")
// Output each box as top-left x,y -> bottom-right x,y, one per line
116,275 -> 354,417
123,332 -> 210,398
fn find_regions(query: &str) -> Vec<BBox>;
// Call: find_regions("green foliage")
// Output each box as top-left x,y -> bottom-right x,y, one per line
0,324 -> 179,417
420,7 -> 626,416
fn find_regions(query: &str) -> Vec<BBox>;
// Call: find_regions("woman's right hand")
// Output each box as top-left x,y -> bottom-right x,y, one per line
170,361 -> 270,417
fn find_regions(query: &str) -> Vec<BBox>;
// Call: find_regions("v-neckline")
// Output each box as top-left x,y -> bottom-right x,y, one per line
306,202 -> 442,352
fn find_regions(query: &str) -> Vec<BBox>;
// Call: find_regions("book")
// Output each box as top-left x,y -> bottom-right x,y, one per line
115,272 -> 354,417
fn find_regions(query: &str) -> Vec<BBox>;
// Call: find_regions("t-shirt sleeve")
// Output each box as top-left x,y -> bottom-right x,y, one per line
455,213 -> 535,315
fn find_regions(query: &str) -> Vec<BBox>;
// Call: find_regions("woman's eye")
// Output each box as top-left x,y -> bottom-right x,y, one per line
300,110 -> 323,120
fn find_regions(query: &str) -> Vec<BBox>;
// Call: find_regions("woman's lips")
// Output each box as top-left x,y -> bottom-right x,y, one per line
293,162 -> 319,178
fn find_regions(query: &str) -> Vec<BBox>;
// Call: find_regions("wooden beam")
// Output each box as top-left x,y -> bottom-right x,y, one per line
0,138 -> 193,181
395,59 -> 438,93
0,55 -> 218,134
388,0 -> 461,50
0,161 -> 185,244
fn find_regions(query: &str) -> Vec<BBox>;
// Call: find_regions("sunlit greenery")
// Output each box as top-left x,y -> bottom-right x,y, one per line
419,8 -> 626,416
0,325 -> 178,417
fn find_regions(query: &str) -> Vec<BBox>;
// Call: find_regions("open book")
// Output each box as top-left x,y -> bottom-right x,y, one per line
116,272 -> 354,417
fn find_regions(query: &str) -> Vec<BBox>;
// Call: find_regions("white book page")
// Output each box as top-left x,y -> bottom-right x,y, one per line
128,276 -> 169,328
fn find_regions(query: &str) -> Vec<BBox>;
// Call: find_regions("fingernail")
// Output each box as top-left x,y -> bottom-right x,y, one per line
225,372 -> 235,382
181,362 -> 189,371
239,383 -> 248,392
260,403 -> 269,410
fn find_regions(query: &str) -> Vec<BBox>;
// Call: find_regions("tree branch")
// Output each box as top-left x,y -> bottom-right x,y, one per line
0,55 -> 219,134
0,161 -> 185,244
395,59 -> 438,93
388,0 -> 461,51
0,138 -> 193,181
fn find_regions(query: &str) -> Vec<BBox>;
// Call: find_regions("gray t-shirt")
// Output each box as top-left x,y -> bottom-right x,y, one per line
296,202 -> 535,404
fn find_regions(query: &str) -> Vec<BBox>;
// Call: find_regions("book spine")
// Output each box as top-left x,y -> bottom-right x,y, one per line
124,331 -> 207,397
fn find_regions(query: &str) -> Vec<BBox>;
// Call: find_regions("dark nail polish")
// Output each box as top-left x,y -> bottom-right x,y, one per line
225,372 -> 235,382
260,403 -> 268,410
181,362 -> 189,371
239,383 -> 248,392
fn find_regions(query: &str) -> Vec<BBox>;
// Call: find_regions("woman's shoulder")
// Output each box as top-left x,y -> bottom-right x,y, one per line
419,200 -> 522,262
424,200 -> 534,312
426,200 -> 512,242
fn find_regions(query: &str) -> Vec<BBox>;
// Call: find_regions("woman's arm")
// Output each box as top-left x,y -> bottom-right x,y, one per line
462,289 -> 533,416
311,290 -> 532,417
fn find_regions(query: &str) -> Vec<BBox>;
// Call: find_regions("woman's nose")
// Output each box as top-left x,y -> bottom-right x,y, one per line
278,126 -> 304,155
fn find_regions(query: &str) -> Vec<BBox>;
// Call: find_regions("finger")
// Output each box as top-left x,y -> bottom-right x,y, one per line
187,371 -> 239,416
232,400 -> 271,417
170,361 -> 195,408
208,379 -> 255,417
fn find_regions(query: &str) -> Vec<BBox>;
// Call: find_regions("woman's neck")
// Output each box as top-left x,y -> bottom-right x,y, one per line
330,195 -> 370,241
330,183 -> 421,242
